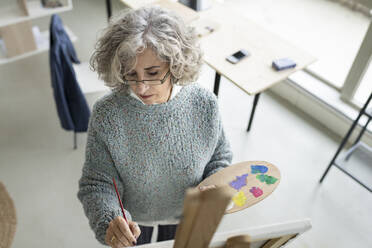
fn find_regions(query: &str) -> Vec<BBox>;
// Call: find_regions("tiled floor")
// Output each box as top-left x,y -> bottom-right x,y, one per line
0,0 -> 371,247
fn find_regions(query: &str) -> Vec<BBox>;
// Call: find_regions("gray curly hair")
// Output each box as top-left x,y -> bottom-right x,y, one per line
90,6 -> 203,90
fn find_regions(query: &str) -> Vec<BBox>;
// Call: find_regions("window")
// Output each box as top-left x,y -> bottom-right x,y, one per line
340,16 -> 372,106
306,0 -> 372,107
354,67 -> 372,105
229,0 -> 371,107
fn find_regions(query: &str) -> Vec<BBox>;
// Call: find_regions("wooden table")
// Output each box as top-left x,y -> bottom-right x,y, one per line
109,0 -> 316,131
194,4 -> 316,131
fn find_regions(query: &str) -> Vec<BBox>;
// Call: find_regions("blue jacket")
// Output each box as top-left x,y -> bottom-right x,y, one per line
49,14 -> 90,132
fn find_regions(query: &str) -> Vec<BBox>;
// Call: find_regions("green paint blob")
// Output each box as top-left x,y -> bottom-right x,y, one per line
256,174 -> 278,185
256,174 -> 266,182
266,176 -> 278,184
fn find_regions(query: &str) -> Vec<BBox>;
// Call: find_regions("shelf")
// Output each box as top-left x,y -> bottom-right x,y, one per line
0,0 -> 72,28
0,25 -> 76,65
0,5 -> 27,27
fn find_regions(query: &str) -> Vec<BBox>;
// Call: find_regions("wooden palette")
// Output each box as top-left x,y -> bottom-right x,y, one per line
198,161 -> 281,214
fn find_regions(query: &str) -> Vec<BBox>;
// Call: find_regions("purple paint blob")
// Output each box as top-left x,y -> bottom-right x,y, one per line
229,173 -> 249,190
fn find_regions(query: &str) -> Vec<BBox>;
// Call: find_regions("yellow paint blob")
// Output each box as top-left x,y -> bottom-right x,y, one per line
232,191 -> 247,207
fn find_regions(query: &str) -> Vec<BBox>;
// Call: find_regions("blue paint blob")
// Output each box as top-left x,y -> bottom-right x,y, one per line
251,165 -> 268,174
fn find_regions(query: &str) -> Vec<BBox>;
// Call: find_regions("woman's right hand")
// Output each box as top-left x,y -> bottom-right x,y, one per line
105,216 -> 141,247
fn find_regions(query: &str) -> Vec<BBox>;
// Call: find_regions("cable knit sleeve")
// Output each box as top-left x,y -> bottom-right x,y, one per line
77,103 -> 132,245
202,94 -> 233,179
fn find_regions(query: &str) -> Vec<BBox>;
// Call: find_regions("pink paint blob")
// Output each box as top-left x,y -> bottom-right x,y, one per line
249,186 -> 263,198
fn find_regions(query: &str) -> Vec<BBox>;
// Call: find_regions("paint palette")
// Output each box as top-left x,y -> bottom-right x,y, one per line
198,161 -> 280,214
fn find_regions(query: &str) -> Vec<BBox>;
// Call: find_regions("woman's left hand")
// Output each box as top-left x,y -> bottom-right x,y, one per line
198,185 -> 216,191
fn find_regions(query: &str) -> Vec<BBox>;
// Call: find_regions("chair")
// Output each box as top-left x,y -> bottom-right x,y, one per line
0,182 -> 17,248
49,14 -> 91,149
320,92 -> 372,192
49,15 -> 109,149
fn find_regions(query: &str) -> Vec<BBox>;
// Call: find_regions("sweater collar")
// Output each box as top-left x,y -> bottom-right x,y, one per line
116,84 -> 193,113
129,84 -> 183,105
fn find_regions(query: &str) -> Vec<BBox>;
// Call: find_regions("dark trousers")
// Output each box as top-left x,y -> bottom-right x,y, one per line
137,224 -> 178,245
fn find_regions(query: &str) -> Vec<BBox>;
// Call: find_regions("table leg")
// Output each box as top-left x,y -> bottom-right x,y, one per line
73,132 -> 77,150
214,72 -> 221,97
106,0 -> 112,21
246,93 -> 261,132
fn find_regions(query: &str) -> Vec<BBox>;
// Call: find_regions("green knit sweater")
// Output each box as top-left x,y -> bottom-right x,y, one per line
77,83 -> 232,244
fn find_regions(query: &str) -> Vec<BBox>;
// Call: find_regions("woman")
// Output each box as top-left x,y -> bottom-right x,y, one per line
77,6 -> 232,248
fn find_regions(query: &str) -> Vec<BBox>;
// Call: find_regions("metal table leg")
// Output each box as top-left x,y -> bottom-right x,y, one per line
106,0 -> 112,21
73,132 -> 77,150
246,93 -> 261,132
213,71 -> 260,132
213,72 -> 221,97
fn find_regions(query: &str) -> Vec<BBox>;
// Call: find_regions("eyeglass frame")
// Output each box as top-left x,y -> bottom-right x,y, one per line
123,70 -> 171,86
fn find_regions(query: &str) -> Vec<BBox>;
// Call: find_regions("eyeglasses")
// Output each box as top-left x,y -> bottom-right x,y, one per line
123,70 -> 171,86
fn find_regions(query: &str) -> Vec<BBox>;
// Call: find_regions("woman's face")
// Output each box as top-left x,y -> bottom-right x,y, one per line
127,48 -> 172,105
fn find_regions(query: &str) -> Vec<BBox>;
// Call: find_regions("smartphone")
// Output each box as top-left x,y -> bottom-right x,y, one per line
226,49 -> 250,64
272,58 -> 296,71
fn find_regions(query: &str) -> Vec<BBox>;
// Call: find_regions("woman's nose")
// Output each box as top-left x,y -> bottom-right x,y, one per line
135,82 -> 150,95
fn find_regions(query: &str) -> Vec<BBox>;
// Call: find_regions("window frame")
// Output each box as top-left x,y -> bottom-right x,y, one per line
301,1 -> 372,108
340,18 -> 372,105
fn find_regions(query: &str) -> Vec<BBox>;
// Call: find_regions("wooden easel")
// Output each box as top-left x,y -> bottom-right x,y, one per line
225,233 -> 297,248
140,161 -> 308,248
207,218 -> 311,248
171,186 -> 310,248
173,187 -> 233,248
